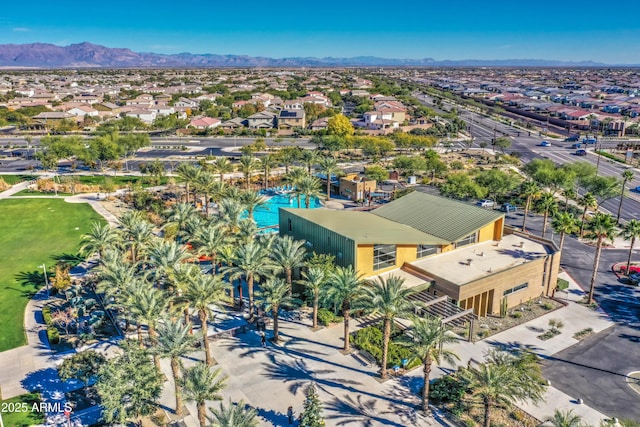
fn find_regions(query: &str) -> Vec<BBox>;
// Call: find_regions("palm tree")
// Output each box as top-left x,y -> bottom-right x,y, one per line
300,149 -> 318,174
579,192 -> 598,237
238,155 -> 259,190
459,355 -> 545,427
240,190 -> 267,221
180,274 -> 228,365
301,266 -> 327,330
318,156 -> 341,200
294,175 -> 324,209
359,276 -> 417,379
195,172 -> 218,216
120,211 -> 153,263
617,169 -> 634,222
155,318 -> 198,415
519,181 -> 541,233
212,157 -> 234,183
208,399 -> 259,427
255,278 -> 296,342
224,241 -> 274,317
405,316 -> 459,413
277,148 -> 299,175
585,212 -> 616,304
259,154 -> 277,190
176,162 -> 201,204
561,187 -> 576,212
165,203 -> 198,242
536,192 -> 557,239
180,363 -> 227,427
620,219 -> 640,277
271,235 -> 307,290
218,198 -> 245,233
147,240 -> 191,294
551,212 -> 579,254
128,285 -> 171,367
323,265 -> 364,352
79,222 -> 119,258
192,223 -> 228,271
544,409 -> 585,427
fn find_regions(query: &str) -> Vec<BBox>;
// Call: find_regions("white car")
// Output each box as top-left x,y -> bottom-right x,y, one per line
476,199 -> 495,208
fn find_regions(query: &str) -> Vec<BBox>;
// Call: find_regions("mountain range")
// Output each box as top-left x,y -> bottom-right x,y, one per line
0,42 -> 612,68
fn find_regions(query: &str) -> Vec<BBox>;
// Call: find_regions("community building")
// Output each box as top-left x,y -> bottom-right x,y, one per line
279,192 -> 560,317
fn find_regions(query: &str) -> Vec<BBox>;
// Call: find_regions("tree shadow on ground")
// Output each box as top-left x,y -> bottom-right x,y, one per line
324,394 -> 414,427
14,269 -> 47,289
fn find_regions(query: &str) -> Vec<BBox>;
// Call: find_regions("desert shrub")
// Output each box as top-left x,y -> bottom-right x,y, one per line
47,326 -> 60,345
42,306 -> 52,325
429,375 -> 467,404
317,308 -> 340,326
542,302 -> 554,310
352,325 -> 420,369
511,311 -> 523,319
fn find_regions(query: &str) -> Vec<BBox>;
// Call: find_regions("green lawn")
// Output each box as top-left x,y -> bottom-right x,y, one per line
0,175 -> 34,185
0,199 -> 104,352
0,393 -> 45,427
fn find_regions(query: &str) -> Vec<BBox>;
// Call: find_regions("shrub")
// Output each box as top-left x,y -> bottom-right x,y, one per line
429,375 -> 467,404
464,419 -> 477,427
47,326 -> 60,345
42,306 -> 52,325
511,311 -> 523,319
317,308 -> 338,326
542,302 -> 554,310
352,325 -> 420,369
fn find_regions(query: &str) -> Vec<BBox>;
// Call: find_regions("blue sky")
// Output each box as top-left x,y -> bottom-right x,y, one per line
1,0 -> 639,63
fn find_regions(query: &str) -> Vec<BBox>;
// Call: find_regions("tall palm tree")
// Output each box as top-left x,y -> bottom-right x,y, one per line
579,192 -> 598,237
128,284 -> 170,367
165,203 -> 198,242
561,187 -> 576,212
536,192 -> 557,239
323,266 -> 365,352
300,149 -> 318,174
238,155 -> 259,190
79,222 -> 119,258
218,198 -> 245,233
285,167 -> 310,207
179,273 -> 228,365
360,276 -> 418,379
544,409 -> 585,427
208,399 -> 259,427
212,157 -> 234,183
620,219 -> 640,276
240,190 -> 267,221
318,155 -> 341,200
195,172 -> 218,217
617,169 -> 634,222
405,316 -> 459,413
551,212 -> 579,254
155,318 -> 198,416
277,148 -> 299,175
120,211 -> 153,263
519,181 -> 541,233
271,235 -> 307,290
180,363 -> 227,427
300,266 -> 327,330
259,154 -> 277,190
294,175 -> 324,209
585,212 -> 616,304
192,223 -> 228,271
224,241 -> 274,317
255,278 -> 296,342
176,162 -> 201,204
459,355 -> 545,427
147,240 -> 191,293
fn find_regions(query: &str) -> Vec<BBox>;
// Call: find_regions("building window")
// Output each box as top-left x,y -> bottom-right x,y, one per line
373,244 -> 396,271
417,244 -> 438,258
503,282 -> 528,296
288,219 -> 292,232
456,233 -> 477,248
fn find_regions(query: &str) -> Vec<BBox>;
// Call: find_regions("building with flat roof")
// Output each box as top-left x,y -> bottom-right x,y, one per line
279,192 -> 560,316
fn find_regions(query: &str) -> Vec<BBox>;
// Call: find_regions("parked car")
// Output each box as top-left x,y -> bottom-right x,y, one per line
583,137 -> 597,144
476,199 -> 495,208
634,186 -> 640,192
539,141 -> 552,147
575,149 -> 587,156
500,203 -> 517,213
565,135 -> 580,142
570,143 -> 582,149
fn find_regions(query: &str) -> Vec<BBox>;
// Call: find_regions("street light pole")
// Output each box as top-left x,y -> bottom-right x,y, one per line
596,143 -> 602,175
40,264 -> 49,297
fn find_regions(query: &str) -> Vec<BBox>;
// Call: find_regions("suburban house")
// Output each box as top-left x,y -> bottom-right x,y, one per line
66,105 -> 99,117
188,117 -> 221,130
338,173 -> 377,201
279,192 -> 560,317
125,94 -> 154,107
277,109 -> 306,129
362,111 -> 399,130
247,111 -> 277,129
124,108 -> 157,123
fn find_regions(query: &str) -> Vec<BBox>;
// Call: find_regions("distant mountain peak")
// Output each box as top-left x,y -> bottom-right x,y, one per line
0,42 -> 610,68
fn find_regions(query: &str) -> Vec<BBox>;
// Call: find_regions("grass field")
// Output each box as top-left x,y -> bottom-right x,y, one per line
0,393 -> 45,427
0,175 -> 34,185
0,198 -> 104,352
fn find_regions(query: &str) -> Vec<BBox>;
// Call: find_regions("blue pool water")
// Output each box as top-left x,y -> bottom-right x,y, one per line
253,194 -> 322,229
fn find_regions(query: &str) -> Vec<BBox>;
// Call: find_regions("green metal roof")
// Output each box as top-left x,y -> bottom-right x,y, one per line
280,208 -> 448,245
372,192 -> 504,242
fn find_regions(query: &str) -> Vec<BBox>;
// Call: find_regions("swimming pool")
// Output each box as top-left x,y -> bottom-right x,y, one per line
252,194 -> 322,229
